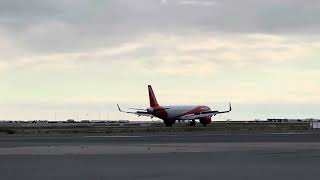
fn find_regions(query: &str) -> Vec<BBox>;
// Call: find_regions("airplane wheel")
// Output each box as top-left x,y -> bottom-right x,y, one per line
165,122 -> 173,127
190,121 -> 196,127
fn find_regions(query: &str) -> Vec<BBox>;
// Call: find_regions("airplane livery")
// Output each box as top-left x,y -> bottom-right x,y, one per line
117,85 -> 231,127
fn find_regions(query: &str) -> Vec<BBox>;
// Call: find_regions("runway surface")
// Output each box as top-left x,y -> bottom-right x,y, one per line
1,131 -> 320,180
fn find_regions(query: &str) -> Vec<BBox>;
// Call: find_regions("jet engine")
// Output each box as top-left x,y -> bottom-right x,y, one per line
147,108 -> 154,113
199,117 -> 211,126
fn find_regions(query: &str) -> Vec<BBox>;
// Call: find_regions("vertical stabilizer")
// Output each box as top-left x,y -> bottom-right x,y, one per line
148,85 -> 159,107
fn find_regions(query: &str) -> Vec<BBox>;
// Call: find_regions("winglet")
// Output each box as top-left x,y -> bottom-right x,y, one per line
217,102 -> 232,114
117,104 -> 123,112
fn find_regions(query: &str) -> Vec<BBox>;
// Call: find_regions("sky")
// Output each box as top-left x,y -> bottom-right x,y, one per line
0,0 -> 319,121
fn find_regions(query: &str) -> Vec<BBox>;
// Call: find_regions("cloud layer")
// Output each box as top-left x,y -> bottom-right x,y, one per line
2,32 -> 319,75
1,0 -> 320,53
0,0 -> 319,120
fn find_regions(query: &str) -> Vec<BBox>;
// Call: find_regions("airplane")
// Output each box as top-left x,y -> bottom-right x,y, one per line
117,85 -> 231,127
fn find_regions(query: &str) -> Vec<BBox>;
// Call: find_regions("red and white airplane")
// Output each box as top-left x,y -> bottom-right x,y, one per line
117,85 -> 231,127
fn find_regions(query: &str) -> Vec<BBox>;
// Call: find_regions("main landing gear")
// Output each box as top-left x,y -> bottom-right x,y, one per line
201,122 -> 207,127
189,120 -> 208,127
190,120 -> 196,127
165,121 -> 174,127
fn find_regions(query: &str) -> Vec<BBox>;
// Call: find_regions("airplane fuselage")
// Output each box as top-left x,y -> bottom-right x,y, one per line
150,105 -> 211,121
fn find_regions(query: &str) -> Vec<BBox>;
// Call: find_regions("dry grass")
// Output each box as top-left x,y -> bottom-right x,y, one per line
0,122 -> 310,134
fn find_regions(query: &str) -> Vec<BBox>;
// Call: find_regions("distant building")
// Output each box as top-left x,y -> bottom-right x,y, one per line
267,118 -> 320,130
268,119 -> 289,123
267,119 -> 310,123
66,119 -> 75,123
118,120 -> 129,123
310,119 -> 320,129
81,120 -> 90,123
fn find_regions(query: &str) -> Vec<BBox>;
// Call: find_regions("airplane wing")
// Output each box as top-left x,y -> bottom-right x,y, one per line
180,103 -> 232,120
117,104 -> 154,117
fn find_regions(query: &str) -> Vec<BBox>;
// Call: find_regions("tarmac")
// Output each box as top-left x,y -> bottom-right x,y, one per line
1,131 -> 320,180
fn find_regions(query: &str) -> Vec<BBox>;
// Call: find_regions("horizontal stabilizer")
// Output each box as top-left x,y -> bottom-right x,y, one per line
117,104 -> 154,117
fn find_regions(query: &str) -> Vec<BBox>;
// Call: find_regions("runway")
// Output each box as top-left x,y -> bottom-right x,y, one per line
1,131 -> 320,180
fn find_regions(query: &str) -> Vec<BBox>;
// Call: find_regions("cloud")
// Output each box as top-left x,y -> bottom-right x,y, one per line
2,32 -> 319,77
0,0 -> 319,55
178,0 -> 216,6
112,33 -> 318,76
161,0 -> 168,5
0,62 -> 9,74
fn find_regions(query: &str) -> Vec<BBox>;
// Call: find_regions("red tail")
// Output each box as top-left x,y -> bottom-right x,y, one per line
148,85 -> 159,107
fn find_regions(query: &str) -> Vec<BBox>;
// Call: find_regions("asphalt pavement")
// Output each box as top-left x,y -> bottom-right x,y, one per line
1,131 -> 320,180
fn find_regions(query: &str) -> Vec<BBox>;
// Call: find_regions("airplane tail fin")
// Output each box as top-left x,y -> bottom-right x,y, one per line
148,85 -> 159,107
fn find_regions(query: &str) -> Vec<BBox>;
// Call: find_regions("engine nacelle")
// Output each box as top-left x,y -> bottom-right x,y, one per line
200,117 -> 211,126
147,108 -> 154,113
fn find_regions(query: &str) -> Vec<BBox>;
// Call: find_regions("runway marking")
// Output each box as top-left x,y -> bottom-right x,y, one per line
263,132 -> 312,135
2,143 -> 320,155
84,136 -> 142,138
0,137 -> 74,140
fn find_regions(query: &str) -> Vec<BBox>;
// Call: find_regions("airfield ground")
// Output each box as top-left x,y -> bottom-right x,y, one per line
0,122 -> 311,134
1,131 -> 320,180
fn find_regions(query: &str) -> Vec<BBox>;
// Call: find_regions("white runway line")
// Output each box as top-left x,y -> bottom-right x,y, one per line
84,136 -> 142,138
263,132 -> 312,135
2,142 -> 320,155
0,137 -> 73,140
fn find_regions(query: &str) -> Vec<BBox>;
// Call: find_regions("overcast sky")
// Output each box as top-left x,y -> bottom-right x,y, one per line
0,0 -> 319,121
